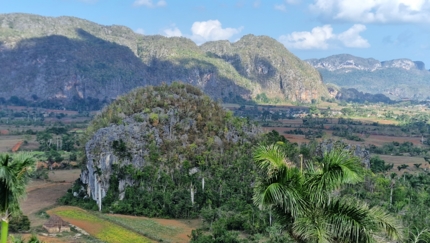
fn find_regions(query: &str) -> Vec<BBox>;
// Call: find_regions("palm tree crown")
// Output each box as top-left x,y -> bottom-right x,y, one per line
253,144 -> 402,243
0,152 -> 36,243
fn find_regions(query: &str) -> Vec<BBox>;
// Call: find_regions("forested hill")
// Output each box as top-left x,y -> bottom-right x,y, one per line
306,54 -> 430,100
0,13 -> 329,110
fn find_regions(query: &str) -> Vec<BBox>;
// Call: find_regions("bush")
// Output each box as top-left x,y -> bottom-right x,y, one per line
9,214 -> 30,232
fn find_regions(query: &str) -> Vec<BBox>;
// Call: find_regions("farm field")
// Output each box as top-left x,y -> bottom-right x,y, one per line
268,127 -> 423,147
0,135 -> 23,152
100,214 -> 199,243
378,155 -> 428,169
21,170 -> 81,227
47,207 -> 154,243
17,169 -> 199,243
262,114 -> 430,173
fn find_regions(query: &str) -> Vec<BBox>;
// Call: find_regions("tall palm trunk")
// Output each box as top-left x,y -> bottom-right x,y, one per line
1,210 -> 8,243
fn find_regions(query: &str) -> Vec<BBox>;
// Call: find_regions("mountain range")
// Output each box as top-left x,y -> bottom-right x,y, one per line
0,13 -> 328,110
306,54 -> 430,100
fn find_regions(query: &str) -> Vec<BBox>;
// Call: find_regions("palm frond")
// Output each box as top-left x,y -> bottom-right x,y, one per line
293,215 -> 331,243
0,152 -> 36,216
306,149 -> 365,197
323,197 -> 402,243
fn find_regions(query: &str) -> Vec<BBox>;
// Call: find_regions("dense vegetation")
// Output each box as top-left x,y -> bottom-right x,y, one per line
0,13 -> 329,111
61,83 -> 268,228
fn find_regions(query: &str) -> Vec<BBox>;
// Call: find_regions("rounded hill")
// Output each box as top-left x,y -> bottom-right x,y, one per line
78,82 -> 262,218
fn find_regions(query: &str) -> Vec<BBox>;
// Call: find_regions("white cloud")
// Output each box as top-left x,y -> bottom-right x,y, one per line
310,0 -> 430,23
164,26 -> 182,37
280,25 -> 334,49
274,4 -> 287,12
135,28 -> 145,35
133,0 -> 166,8
337,24 -> 370,48
253,0 -> 261,8
279,24 -> 370,49
190,20 -> 242,44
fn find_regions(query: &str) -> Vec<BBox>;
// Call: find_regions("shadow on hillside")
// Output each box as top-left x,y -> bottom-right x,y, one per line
0,29 -> 256,110
205,52 -> 278,90
146,56 -> 255,104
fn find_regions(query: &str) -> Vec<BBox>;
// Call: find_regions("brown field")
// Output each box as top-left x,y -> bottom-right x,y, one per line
264,119 -> 430,174
21,170 -> 81,227
355,117 -> 399,125
19,169 -> 199,243
0,135 -> 24,152
378,155 -> 427,168
266,126 -> 424,147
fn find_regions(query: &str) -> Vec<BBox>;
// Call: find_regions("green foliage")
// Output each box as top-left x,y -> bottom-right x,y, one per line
370,156 -> 394,173
8,214 -> 30,233
398,164 -> 409,171
9,235 -> 44,243
0,152 -> 36,243
253,145 -> 402,242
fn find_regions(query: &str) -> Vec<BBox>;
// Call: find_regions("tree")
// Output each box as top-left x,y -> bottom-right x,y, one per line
253,144 -> 402,243
0,153 -> 36,243
309,105 -> 320,116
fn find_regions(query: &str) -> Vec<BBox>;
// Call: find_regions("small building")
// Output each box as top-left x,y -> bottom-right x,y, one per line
43,215 -> 70,233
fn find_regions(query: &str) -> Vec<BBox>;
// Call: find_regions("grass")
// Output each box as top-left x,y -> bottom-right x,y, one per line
48,207 -> 153,243
99,214 -> 184,243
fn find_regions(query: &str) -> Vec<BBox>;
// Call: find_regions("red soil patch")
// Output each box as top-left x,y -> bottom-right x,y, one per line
11,140 -> 23,152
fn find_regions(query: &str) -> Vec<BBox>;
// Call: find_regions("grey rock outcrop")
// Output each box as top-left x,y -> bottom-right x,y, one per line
79,84 -> 262,205
306,54 -> 430,100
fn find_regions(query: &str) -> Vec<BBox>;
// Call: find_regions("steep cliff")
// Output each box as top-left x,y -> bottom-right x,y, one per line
0,13 -> 329,109
201,35 -> 329,102
306,54 -> 430,100
79,83 -> 262,217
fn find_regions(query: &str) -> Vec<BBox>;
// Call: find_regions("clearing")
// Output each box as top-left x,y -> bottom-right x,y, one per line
21,169 -> 81,227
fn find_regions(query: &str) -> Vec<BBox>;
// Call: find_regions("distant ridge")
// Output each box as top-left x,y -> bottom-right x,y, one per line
306,54 -> 430,100
0,13 -> 329,110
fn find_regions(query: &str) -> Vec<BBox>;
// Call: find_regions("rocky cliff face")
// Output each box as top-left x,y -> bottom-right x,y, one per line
0,13 -> 329,109
306,54 -> 430,100
201,35 -> 329,102
80,83 -> 262,211
306,54 -> 382,72
306,54 -> 426,72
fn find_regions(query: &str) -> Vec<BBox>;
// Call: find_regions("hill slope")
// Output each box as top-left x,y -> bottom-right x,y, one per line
0,13 -> 329,110
306,54 -> 430,100
78,83 -> 261,218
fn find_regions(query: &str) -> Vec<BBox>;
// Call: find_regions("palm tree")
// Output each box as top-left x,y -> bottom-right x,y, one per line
253,144 -> 402,243
0,153 -> 36,243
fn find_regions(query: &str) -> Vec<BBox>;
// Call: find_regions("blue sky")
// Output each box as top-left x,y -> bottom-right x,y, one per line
1,0 -> 430,67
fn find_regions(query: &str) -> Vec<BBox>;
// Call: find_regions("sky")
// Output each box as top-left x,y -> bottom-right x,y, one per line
1,0 -> 430,67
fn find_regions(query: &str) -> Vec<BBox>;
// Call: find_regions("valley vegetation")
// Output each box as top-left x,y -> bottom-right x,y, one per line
51,83 -> 430,242
3,85 -> 430,242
